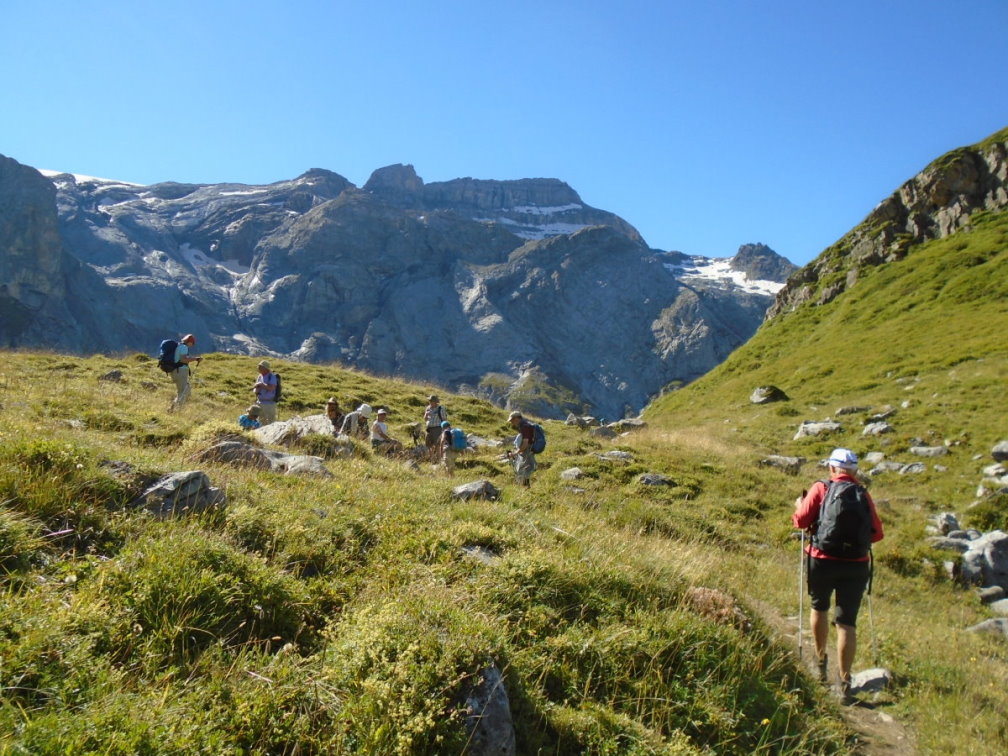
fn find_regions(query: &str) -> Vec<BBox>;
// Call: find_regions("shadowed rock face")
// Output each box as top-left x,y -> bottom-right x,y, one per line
0,156 -> 792,418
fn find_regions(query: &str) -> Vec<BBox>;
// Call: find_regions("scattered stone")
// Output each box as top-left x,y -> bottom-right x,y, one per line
750,385 -> 789,404
131,471 -> 225,518
835,405 -> 870,416
989,599 -> 1008,616
98,370 -> 124,383
565,414 -> 587,428
466,435 -> 503,449
452,480 -> 501,501
638,473 -> 675,486
607,417 -> 647,433
461,545 -> 500,565
867,461 -> 906,476
560,467 -> 585,481
590,426 -> 617,440
863,421 -> 895,436
992,441 -> 1008,462
863,451 -> 886,464
910,445 -> 948,457
850,668 -> 893,694
463,666 -> 516,756
866,406 -> 897,422
960,531 -> 1008,590
793,420 -> 842,440
983,463 -> 1007,478
927,536 -> 971,554
758,455 -> 805,475
932,512 -> 960,535
900,463 -> 926,475
252,413 -> 345,447
966,618 -> 1008,639
190,440 -> 333,477
595,450 -> 633,462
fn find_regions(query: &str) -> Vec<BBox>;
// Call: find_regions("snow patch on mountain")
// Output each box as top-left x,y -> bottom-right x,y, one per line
664,256 -> 785,295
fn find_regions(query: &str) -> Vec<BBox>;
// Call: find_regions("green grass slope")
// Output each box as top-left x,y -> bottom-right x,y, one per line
1,351 -> 853,754
647,205 -> 1008,751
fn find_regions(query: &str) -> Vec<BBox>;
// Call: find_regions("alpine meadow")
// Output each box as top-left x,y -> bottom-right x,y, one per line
1,128 -> 1007,754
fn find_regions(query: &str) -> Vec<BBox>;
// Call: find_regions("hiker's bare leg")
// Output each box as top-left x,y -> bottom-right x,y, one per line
811,609 -> 829,662
836,622 -> 856,681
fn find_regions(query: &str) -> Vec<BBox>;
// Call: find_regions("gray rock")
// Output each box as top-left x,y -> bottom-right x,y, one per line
964,530 -> 1008,590
750,385 -> 789,404
638,473 -> 676,486
466,435 -> 503,449
589,426 -> 617,440
835,405 -> 870,416
933,512 -> 960,534
461,546 -> 500,565
966,618 -> 1008,639
863,422 -> 895,436
900,463 -> 926,474
758,455 -> 805,475
863,451 -> 886,464
910,445 -> 948,457
607,418 -> 647,433
560,467 -> 585,480
982,462 -> 1008,478
132,471 -> 225,518
98,370 -> 124,383
989,599 -> 1008,616
868,461 -> 906,476
866,406 -> 897,422
452,480 -> 501,501
928,536 -> 971,554
992,440 -> 1008,462
850,667 -> 893,694
463,665 -> 515,756
793,420 -> 842,440
595,451 -> 633,462
979,585 -> 1006,604
191,440 -> 333,477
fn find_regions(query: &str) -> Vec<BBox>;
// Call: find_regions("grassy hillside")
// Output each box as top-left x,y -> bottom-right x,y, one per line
1,350 -> 854,754
648,205 -> 1008,751
1,212 -> 1005,753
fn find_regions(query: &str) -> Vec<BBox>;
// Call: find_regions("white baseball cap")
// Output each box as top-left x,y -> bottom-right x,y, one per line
828,448 -> 858,470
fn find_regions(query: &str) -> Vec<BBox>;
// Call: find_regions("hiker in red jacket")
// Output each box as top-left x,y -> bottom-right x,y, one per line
793,448 -> 884,702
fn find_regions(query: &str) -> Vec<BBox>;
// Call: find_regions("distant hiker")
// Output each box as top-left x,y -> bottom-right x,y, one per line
340,404 -> 372,438
166,334 -> 201,411
507,410 -> 537,487
238,404 -> 261,430
439,420 -> 457,476
423,395 -> 448,462
793,448 -> 884,703
325,397 -> 344,435
252,360 -> 279,425
370,408 -> 402,455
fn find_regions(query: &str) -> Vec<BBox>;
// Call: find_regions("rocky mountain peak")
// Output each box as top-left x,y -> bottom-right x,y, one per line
731,243 -> 797,282
767,127 -> 1008,319
364,164 -> 424,197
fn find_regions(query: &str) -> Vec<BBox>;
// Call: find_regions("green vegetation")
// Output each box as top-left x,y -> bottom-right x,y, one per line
0,203 -> 1005,752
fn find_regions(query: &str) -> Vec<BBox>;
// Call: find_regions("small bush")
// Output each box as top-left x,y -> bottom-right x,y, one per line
964,493 -> 1008,532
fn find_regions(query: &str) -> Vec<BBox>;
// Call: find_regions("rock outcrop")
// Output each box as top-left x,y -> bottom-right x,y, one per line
768,128 -> 1008,319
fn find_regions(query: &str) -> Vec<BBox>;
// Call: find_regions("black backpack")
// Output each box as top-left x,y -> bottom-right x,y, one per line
157,339 -> 180,373
813,480 -> 873,559
273,373 -> 283,402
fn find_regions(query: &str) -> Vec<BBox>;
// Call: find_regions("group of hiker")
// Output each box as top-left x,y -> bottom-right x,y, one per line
160,337 -> 543,484
159,337 -> 884,703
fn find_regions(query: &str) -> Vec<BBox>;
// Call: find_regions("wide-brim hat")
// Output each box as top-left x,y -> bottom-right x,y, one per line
358,404 -> 373,418
257,360 -> 271,370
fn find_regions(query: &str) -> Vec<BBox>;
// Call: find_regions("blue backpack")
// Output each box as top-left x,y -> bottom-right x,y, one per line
450,428 -> 467,450
157,339 -> 180,372
530,422 -> 546,454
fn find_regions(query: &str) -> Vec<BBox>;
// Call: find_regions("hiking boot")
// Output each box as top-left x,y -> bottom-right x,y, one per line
838,677 -> 855,705
817,654 -> 828,684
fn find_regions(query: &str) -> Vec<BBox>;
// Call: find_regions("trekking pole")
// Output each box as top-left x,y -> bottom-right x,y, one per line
797,529 -> 805,661
867,550 -> 879,666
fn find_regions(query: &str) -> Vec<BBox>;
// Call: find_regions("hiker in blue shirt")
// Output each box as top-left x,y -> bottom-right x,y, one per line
238,404 -> 261,430
252,360 -> 278,425
169,334 -> 201,411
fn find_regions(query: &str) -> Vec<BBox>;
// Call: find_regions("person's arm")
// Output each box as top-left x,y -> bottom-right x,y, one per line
517,424 -> 532,454
792,481 -> 827,530
866,492 -> 885,542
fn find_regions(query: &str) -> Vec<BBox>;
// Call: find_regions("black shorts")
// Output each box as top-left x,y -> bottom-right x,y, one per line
807,556 -> 870,628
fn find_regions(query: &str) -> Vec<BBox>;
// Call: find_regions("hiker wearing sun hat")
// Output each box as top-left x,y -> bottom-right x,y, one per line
238,404 -> 261,430
251,360 -> 279,425
793,448 -> 884,703
339,403 -> 372,439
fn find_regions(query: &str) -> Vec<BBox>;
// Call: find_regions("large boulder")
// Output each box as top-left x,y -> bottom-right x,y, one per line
131,471 -> 225,518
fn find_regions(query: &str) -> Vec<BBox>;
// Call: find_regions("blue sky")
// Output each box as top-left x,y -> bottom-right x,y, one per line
2,0 -> 1005,265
